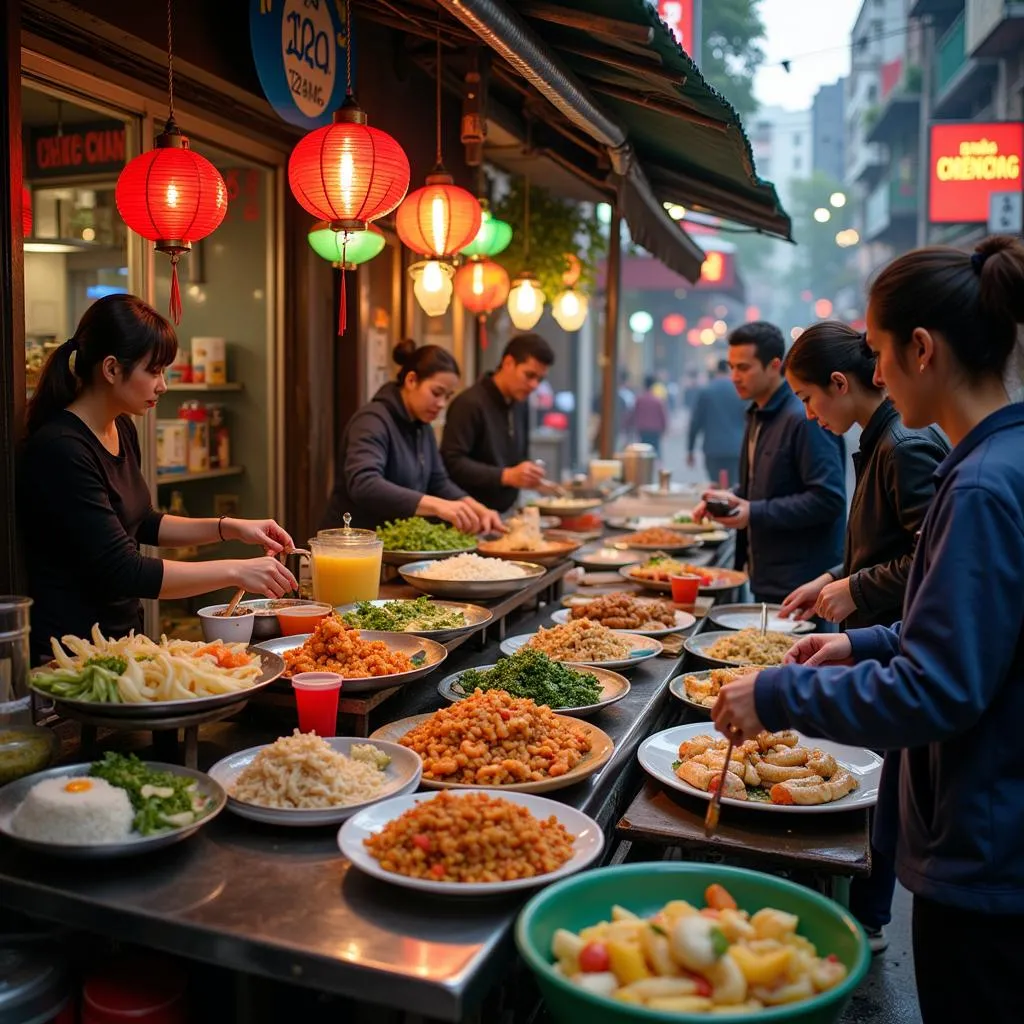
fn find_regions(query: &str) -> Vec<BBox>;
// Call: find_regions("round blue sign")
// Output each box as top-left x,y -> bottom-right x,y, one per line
250,0 -> 349,129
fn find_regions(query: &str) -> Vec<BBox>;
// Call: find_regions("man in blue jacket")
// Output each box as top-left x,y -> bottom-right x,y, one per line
694,321 -> 846,602
687,359 -> 747,486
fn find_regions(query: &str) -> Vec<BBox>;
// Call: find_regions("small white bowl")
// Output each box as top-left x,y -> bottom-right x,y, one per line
197,604 -> 255,645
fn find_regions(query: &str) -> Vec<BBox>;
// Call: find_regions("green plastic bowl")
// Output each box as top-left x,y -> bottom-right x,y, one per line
515,862 -> 870,1024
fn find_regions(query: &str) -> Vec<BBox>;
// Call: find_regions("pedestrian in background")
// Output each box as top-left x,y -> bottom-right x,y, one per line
628,374 -> 669,454
687,358 -> 746,486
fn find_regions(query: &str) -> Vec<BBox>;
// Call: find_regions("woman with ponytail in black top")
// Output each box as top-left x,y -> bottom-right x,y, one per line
20,295 -> 297,663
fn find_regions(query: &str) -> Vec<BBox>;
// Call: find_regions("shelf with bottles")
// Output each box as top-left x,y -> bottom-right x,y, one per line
156,466 -> 244,485
165,382 -> 244,392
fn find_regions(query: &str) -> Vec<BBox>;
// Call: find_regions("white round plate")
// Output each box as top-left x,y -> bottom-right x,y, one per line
667,669 -> 752,716
0,762 -> 224,858
573,545 -> 647,569
499,631 -> 663,670
207,737 -> 422,827
437,664 -> 630,718
638,722 -> 882,814
338,789 -> 604,895
683,629 -> 797,668
550,606 -> 695,637
708,604 -> 816,635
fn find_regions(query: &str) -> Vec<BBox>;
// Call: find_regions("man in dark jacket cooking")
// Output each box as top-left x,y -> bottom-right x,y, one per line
694,321 -> 846,602
441,333 -> 555,512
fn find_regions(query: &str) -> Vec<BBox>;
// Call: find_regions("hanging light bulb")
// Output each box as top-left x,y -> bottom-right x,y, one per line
552,288 -> 588,332
410,259 -> 455,317
507,271 -> 545,331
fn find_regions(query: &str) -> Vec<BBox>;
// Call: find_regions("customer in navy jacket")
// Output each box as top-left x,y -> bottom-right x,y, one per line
694,321 -> 846,602
322,342 -> 503,533
712,236 -> 1024,1023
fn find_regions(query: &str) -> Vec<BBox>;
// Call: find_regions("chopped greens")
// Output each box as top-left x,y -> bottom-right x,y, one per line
747,786 -> 773,803
340,597 -> 466,632
86,655 -> 128,675
31,660 -> 126,703
90,752 -> 211,836
376,517 -> 476,552
457,649 -> 603,708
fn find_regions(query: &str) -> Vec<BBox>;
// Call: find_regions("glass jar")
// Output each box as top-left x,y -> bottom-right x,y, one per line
308,515 -> 383,606
0,597 -> 32,701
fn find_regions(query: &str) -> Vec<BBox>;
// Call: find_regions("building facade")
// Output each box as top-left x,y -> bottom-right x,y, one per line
812,80 -> 847,180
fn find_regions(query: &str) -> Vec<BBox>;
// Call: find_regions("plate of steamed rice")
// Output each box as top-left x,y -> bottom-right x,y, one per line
0,752 -> 225,858
207,731 -> 422,827
398,553 -> 546,600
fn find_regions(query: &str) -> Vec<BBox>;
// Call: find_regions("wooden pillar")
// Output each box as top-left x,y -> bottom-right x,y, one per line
0,0 -> 25,592
598,207 -> 622,459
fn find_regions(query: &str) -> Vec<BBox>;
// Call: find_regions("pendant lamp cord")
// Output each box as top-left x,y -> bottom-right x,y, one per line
523,119 -> 531,263
435,16 -> 443,166
166,0 -> 175,120
345,0 -> 354,97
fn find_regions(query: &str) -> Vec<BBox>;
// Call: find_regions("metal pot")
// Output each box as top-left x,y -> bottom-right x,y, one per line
614,443 -> 657,488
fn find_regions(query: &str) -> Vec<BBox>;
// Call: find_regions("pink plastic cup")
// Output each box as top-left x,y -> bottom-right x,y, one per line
669,573 -> 701,606
291,672 -> 343,737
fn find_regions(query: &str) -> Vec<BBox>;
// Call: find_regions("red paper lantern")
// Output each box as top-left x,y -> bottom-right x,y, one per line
288,99 -> 410,231
21,185 -> 31,238
396,170 -> 481,258
116,121 -> 227,323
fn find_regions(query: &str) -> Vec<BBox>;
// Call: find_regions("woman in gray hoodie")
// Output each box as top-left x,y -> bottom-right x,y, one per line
322,341 -> 503,533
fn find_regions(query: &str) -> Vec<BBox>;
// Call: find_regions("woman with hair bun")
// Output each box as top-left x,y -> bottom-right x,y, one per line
20,294 -> 297,664
779,319 -> 949,953
322,340 -> 503,533
712,236 -> 1024,1021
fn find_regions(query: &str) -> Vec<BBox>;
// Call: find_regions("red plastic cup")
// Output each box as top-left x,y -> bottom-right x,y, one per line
291,672 -> 343,736
670,573 -> 701,605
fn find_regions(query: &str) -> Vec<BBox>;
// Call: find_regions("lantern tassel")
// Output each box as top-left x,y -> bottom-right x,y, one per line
478,314 -> 488,351
168,254 -> 183,325
342,239 -> 350,335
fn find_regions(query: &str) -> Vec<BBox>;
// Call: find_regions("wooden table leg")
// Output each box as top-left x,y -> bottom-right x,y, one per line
153,728 -> 182,764
79,725 -> 98,758
182,726 -> 200,770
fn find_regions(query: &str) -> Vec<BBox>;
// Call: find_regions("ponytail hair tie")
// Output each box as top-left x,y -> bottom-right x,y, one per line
970,251 -> 988,274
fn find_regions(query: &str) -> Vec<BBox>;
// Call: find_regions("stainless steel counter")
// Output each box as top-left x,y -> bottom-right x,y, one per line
0,543 -> 735,1020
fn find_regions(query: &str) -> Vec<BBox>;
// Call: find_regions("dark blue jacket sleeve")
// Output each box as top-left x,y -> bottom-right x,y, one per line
748,419 -> 845,531
687,390 -> 705,454
344,409 -> 424,521
754,485 -> 1024,749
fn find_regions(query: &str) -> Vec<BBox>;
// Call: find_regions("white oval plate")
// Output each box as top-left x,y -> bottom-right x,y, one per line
572,545 -> 647,569
638,722 -> 882,814
499,631 -> 663,670
550,606 -> 695,637
708,604 -> 816,635
207,737 -> 422,827
437,664 -> 630,718
338,789 -> 604,895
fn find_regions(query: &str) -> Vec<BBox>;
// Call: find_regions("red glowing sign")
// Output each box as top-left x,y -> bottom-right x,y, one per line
662,313 -> 687,336
929,121 -> 1023,224
658,1 -> 696,52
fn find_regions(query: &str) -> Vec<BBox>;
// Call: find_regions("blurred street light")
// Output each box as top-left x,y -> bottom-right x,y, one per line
813,207 -> 832,223
835,228 -> 860,248
829,192 -> 847,208
629,310 -> 654,334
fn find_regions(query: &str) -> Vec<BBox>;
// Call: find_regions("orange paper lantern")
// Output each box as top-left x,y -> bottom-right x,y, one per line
454,258 -> 510,350
116,121 -> 227,323
396,170 -> 481,258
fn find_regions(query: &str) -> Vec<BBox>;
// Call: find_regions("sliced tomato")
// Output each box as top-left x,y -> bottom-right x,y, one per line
578,941 -> 610,973
412,834 -> 432,852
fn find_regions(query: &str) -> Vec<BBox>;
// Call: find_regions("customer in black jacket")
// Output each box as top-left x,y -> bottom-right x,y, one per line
321,342 -> 503,533
694,321 -> 847,602
780,322 -> 950,628
441,333 -> 555,512
777,321 -> 950,954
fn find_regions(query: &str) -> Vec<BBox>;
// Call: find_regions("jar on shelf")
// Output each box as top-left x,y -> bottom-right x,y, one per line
178,401 -> 209,474
156,420 -> 188,474
191,337 -> 226,385
207,404 -> 231,470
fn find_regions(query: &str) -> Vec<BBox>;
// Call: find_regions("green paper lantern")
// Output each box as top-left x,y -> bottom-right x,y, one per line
460,205 -> 513,258
307,222 -> 386,266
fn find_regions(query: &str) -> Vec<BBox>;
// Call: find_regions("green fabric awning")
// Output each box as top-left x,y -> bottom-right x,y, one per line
510,0 -> 792,239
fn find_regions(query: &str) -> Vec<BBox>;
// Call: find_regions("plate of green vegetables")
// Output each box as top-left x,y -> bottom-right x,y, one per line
437,649 -> 630,718
377,517 -> 478,566
336,597 -> 492,642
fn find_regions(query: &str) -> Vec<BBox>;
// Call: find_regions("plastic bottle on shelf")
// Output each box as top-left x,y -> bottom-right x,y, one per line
178,401 -> 210,474
208,404 -> 231,470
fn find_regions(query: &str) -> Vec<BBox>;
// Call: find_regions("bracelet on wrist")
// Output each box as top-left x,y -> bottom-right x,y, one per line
218,516 -> 228,542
